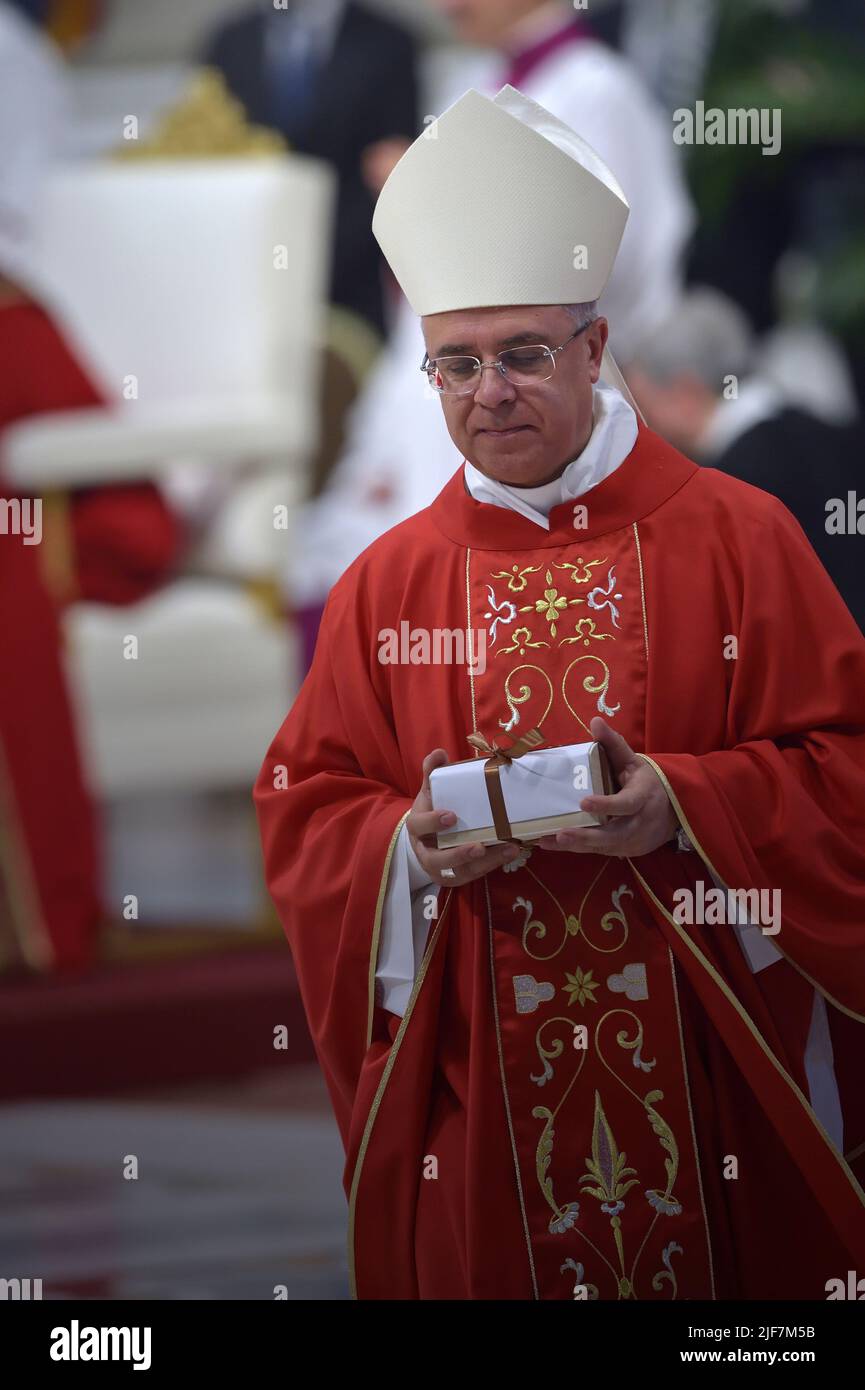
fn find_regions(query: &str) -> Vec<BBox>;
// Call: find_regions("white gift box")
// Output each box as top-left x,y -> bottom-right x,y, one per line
430,740 -> 613,848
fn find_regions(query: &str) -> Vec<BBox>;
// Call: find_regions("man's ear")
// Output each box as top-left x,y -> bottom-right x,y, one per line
587,318 -> 609,382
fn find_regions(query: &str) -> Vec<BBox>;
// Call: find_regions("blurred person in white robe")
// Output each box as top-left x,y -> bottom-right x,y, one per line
289,0 -> 693,646
0,0 -> 66,295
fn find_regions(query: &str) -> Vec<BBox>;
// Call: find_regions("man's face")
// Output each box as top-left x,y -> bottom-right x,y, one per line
431,0 -> 542,48
422,304 -> 607,487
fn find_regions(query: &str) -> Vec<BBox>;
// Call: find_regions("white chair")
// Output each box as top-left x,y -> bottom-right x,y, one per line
3,153 -> 334,795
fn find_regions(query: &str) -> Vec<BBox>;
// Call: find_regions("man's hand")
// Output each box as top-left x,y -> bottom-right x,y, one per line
408,749 -> 521,887
536,718 -> 677,858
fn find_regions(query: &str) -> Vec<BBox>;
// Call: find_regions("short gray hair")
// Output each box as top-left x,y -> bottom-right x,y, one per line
628,288 -> 753,393
562,301 -> 600,331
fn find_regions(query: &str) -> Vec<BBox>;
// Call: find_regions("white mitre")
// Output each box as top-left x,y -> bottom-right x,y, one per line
372,84 -> 640,412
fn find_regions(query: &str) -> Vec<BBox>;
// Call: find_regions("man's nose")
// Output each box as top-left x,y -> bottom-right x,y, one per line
472,362 -> 517,409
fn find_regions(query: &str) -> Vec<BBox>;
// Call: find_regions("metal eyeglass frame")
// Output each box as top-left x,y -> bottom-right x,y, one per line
420,319 -> 593,396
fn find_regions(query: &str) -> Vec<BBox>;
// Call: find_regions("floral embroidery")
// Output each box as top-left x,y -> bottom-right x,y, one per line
554,557 -> 607,585
651,1242 -> 684,1299
560,617 -> 614,648
550,1202 -> 580,1234
489,558 -> 620,650
490,563 -> 542,593
498,664 -> 554,734
497,626 -> 550,658
562,654 -> 621,724
646,1190 -> 683,1217
514,568 -> 574,639
529,571 -> 570,638
561,1258 -> 599,1299
580,1092 -> 639,1213
585,565 -> 623,629
483,585 -> 517,645
563,967 -> 600,1007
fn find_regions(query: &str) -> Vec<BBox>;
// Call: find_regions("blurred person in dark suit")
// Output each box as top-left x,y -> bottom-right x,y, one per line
203,0 -> 419,335
627,288 -> 865,634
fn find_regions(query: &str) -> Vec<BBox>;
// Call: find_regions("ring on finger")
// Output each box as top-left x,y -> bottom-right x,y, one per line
441,867 -> 457,881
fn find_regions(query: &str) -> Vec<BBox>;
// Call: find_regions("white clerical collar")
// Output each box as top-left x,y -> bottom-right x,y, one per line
463,384 -> 638,529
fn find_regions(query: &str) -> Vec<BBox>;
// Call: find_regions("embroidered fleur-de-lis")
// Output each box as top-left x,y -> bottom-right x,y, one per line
586,565 -> 623,629
580,1092 -> 639,1211
560,617 -> 614,648
483,585 -> 517,645
497,625 -> 549,658
563,966 -> 599,1007
554,556 -> 607,585
490,563 -> 541,593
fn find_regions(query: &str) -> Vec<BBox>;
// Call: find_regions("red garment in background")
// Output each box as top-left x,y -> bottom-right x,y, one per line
0,295 -> 182,970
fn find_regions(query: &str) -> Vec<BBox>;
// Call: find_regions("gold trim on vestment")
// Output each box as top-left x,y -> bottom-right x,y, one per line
38,491 -> 78,606
639,754 -> 865,1028
366,809 -> 411,1050
666,945 -> 716,1298
466,546 -> 478,739
0,738 -> 54,971
348,890 -> 453,1300
484,876 -> 540,1298
627,860 -> 865,1215
632,522 -> 649,664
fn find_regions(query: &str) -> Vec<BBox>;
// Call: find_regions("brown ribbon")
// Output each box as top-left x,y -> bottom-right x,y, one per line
466,728 -> 544,843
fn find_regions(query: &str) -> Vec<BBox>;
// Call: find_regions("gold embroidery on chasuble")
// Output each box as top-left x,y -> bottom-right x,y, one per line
467,531 -> 715,1300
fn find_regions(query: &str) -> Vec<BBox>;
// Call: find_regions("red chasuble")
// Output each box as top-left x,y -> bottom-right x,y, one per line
255,423 -> 865,1300
0,296 -> 182,971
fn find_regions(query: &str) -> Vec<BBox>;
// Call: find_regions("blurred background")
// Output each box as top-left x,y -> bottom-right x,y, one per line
1,0 -> 862,1300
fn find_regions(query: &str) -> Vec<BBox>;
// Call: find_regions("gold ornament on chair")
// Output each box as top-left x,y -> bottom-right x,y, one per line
114,69 -> 288,160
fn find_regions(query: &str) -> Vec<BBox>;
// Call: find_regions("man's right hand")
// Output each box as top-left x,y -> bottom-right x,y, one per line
407,749 -> 521,887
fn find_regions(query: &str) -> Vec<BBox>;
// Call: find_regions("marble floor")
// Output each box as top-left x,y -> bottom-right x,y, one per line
0,1066 -> 349,1301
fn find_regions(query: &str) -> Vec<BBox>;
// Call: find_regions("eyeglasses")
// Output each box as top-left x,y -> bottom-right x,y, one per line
421,320 -> 593,396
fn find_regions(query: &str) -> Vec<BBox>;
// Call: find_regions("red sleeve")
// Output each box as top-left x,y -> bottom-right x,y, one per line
0,299 -> 182,603
0,298 -> 106,421
647,497 -> 865,1022
70,484 -> 182,604
253,576 -> 414,1149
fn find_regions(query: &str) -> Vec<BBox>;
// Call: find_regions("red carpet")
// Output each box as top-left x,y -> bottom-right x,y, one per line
0,944 -> 315,1100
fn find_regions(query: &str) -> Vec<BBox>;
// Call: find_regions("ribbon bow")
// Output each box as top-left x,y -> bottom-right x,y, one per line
466,728 -> 544,843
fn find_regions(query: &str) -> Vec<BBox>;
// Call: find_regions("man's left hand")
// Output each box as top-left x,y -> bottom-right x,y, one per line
536,717 -> 677,858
